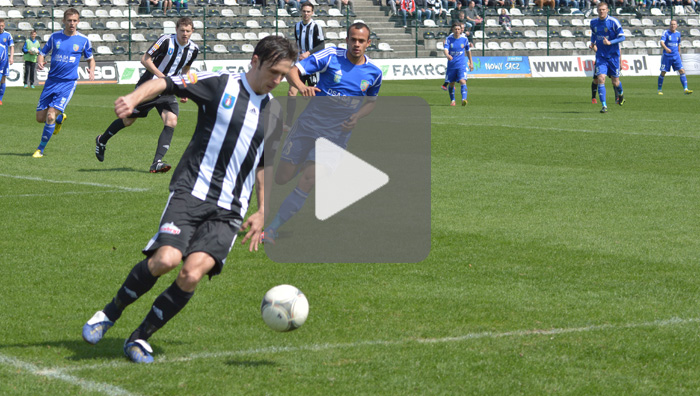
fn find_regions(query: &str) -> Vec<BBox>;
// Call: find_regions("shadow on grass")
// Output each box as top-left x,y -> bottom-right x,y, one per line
0,337 -> 181,362
225,359 -> 277,367
77,167 -> 145,173
0,152 -> 35,157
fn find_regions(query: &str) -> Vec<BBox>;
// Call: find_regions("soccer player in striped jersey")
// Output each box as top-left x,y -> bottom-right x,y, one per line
82,36 -> 296,364
32,8 -> 94,158
657,20 -> 692,95
590,2 -> 625,113
94,17 -> 199,173
262,22 -> 383,244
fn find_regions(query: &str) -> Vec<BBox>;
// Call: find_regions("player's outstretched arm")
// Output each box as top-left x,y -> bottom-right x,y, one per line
241,167 -> 265,252
286,66 -> 321,97
115,78 -> 168,118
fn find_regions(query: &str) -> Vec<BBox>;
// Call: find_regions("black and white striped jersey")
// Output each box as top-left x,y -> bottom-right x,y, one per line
136,34 -> 199,88
163,71 -> 279,216
294,19 -> 325,56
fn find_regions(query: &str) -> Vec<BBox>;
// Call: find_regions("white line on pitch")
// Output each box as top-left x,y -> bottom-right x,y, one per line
0,353 -> 138,396
60,316 -> 699,373
0,190 -> 137,198
0,174 -> 149,192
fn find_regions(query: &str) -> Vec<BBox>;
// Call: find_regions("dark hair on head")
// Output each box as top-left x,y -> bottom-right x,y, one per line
177,17 -> 194,29
0,18 -> 5,24
347,22 -> 371,39
64,8 -> 79,19
300,1 -> 314,10
253,36 -> 298,69
451,21 -> 462,29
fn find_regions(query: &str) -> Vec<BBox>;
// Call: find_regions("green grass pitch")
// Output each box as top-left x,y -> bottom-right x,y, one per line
1,77 -> 699,395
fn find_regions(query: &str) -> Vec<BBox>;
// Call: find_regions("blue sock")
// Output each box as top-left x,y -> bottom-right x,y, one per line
0,82 -> 5,100
267,187 -> 309,231
448,86 -> 455,102
461,84 -> 467,101
658,75 -> 665,91
615,83 -> 623,96
37,123 -> 56,152
598,84 -> 606,107
680,74 -> 688,90
56,113 -> 64,124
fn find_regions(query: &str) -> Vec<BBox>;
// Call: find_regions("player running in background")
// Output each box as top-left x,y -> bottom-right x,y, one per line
444,22 -> 473,107
0,43 -> 8,100
32,8 -> 94,158
95,17 -> 199,173
590,46 -> 620,105
658,20 -> 692,95
262,22 -> 382,244
0,19 -> 15,105
81,36 -> 296,364
590,1 -> 625,114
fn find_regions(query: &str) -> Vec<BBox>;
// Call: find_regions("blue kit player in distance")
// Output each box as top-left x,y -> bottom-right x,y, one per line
0,19 -> 14,105
658,20 -> 692,95
32,8 -> 94,158
444,22 -> 473,107
0,43 -> 8,102
262,22 -> 383,244
590,1 -> 625,114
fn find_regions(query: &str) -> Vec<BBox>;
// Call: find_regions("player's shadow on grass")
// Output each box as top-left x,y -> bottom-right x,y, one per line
77,167 -> 146,174
0,338 -> 176,362
225,359 -> 277,367
0,152 -> 36,157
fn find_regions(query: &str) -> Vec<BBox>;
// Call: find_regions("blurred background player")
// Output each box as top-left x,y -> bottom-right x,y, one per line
444,22 -> 473,107
590,2 -> 625,114
262,23 -> 382,244
95,17 -> 199,173
658,20 -> 692,95
0,43 -> 8,101
22,30 -> 40,89
0,19 -> 14,105
82,36 -> 296,364
286,2 -> 324,129
32,8 -> 94,158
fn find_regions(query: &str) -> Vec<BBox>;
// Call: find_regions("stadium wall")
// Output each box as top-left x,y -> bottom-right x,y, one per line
4,55 -> 698,86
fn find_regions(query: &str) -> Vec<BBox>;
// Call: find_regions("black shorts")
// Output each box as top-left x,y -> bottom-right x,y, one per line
129,94 -> 179,119
142,192 -> 244,278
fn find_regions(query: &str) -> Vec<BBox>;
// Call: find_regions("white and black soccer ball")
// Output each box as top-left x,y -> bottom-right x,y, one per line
260,284 -> 309,332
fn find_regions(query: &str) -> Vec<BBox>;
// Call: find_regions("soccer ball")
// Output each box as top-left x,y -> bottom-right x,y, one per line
260,284 -> 309,332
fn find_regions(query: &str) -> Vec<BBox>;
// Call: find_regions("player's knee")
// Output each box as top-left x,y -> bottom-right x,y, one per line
123,117 -> 136,127
175,267 -> 203,292
35,113 -> 46,123
148,248 -> 182,275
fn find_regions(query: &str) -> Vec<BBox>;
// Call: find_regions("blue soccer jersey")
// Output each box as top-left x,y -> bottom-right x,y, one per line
590,15 -> 624,61
40,31 -> 93,81
294,47 -> 383,137
0,31 -> 13,50
444,34 -> 470,70
660,29 -> 681,56
0,43 -> 8,77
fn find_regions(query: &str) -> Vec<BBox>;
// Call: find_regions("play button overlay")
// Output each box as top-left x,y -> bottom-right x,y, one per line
315,138 -> 389,221
263,96 -> 431,263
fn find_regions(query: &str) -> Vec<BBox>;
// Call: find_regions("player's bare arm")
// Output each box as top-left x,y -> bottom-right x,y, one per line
88,57 -> 96,81
241,167 -> 265,252
141,52 -> 166,79
341,99 -> 376,131
443,48 -> 452,61
37,54 -> 45,70
287,66 -> 320,96
466,51 -> 474,71
115,78 -> 168,118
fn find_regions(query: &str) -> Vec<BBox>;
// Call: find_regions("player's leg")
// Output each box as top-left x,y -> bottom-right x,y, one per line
658,70 -> 666,94
448,79 -> 456,106
677,64 -> 692,94
95,117 -> 136,162
265,161 -> 315,243
591,76 -> 598,103
33,106 -> 61,157
459,78 -> 468,106
0,75 -> 6,103
150,99 -> 179,173
597,71 -> 608,112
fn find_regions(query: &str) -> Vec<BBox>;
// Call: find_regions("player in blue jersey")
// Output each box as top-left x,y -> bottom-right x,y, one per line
589,2 -> 625,114
0,19 -> 14,105
444,22 -> 474,107
0,44 -> 7,97
32,8 -> 95,158
658,20 -> 692,96
262,22 -> 383,244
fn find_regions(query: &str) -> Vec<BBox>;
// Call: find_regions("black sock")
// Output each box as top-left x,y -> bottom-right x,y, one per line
591,81 -> 597,99
103,259 -> 159,322
442,81 -> 448,87
128,281 -> 194,342
100,119 -> 126,144
153,126 -> 175,163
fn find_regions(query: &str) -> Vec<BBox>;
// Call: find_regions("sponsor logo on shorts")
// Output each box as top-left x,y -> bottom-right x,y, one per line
160,222 -> 181,235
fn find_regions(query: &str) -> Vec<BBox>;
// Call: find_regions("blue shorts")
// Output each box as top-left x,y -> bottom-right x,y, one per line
594,57 -> 621,79
660,54 -> 683,72
36,78 -> 77,112
445,66 -> 468,83
0,60 -> 7,78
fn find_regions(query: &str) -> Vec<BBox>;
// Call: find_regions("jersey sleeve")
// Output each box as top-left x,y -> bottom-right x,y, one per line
297,47 -> 333,76
40,34 -> 53,56
7,33 -> 13,47
187,46 -> 199,65
166,71 -> 224,104
367,69 -> 382,97
314,24 -> 325,44
147,35 -> 169,57
83,37 -> 94,60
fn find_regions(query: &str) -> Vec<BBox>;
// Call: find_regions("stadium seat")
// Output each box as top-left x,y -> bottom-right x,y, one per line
315,19 -> 327,28
149,21 -> 163,29
223,0 -> 238,4
621,40 -> 634,49
525,41 -> 537,49
7,9 -> 21,18
112,0 -> 126,4
231,32 -> 244,40
630,18 -> 642,26
473,41 -> 483,50
220,20 -> 232,29
328,8 -> 342,17
549,19 -> 560,27
131,33 -> 147,42
213,44 -> 228,53
276,8 -> 290,17
258,31 -> 270,39
562,41 -> 574,49
500,41 -> 513,50
688,18 -> 699,26
146,33 -> 159,41
524,29 -> 536,38
574,41 -> 587,49
241,43 -> 254,53
246,20 -> 261,28
523,18 -> 537,27
650,7 -> 663,16
166,9 -> 179,17
424,19 -> 437,27
693,39 -> 700,48
216,32 -> 230,41
645,40 -> 659,48
78,21 -> 93,30
206,20 -> 218,29
633,40 -> 645,48
205,32 -> 217,41
22,10 -> 36,19
33,21 -> 47,30
513,41 -> 526,50
228,44 -> 242,53
641,18 -> 653,27
244,32 -> 257,40
550,41 -> 562,49
37,9 -> 50,18
116,33 -> 129,42
560,29 -> 574,38
511,19 -> 523,27
103,33 -> 118,42
191,32 -> 203,41
97,45 -> 113,55
134,21 -> 148,29
474,30 -> 485,39
536,29 -> 547,38
570,18 -> 584,27
537,41 -> 548,49
106,21 -> 120,30
18,22 -> 32,31
151,9 -> 165,17
274,20 -> 288,29
681,39 -> 692,48
221,9 -> 236,17
109,9 -> 123,18
486,41 -> 500,50
99,0 -> 112,4
120,21 -> 135,30
435,41 -> 443,50
81,9 -> 95,19
485,19 -> 499,28
326,31 -> 339,40
690,28 -> 700,36
248,8 -> 262,17
643,28 -> 655,36
324,42 -> 336,48
378,42 -> 393,51
88,33 -> 102,42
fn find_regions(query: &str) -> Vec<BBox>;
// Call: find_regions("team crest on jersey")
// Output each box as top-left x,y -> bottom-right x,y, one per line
360,80 -> 369,92
333,70 -> 342,84
460,44 -> 464,48
56,40 -> 61,49
168,47 -> 174,55
221,93 -> 235,109
73,44 -> 79,52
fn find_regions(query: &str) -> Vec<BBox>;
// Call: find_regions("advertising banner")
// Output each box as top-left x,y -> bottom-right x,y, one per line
529,54 -> 661,77
370,56 -> 531,80
5,61 -> 118,87
682,54 -> 700,75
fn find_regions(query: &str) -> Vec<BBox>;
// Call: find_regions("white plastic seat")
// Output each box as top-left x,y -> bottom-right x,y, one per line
690,28 -> 700,37
338,42 -> 347,49
275,20 -> 288,29
231,32 -> 244,40
241,43 -> 254,53
487,41 -> 500,50
643,28 -> 655,36
221,9 -> 236,17
436,41 -> 443,50
18,22 -> 32,30
473,41 -> 483,50
53,9 -> 64,18
326,31 -> 339,40
109,9 -> 123,18
510,8 -> 523,16
513,41 -> 525,49
497,8 -> 509,15
244,32 -> 258,40
536,29 -> 547,38
523,18 -> 537,27
621,40 -> 634,49
525,41 -> 537,49
325,42 -> 336,48
106,21 -> 120,30
641,18 -> 653,27
213,44 -> 228,53
131,34 -> 147,42
97,45 -> 113,55
193,20 -> 204,30
327,19 -> 341,28
78,21 -> 93,30
328,8 -> 342,17
550,41 -> 562,49
216,32 -> 230,41
571,18 -> 584,27
630,18 -> 642,26
248,8 -> 262,17
81,9 -> 95,18
524,30 -> 536,38
246,20 -> 261,29
315,19 -> 327,28
693,39 -> 700,48
88,33 -> 102,42
646,40 -> 659,48
562,41 -> 574,49
378,42 -> 393,51
511,19 -> 523,27
473,30 -> 484,39
537,41 -> 548,49
549,19 -> 560,27
120,21 -> 134,30
650,8 -> 663,16
485,19 -> 498,28
103,33 -> 118,42
500,41 -> 513,50
95,10 -> 109,18
574,41 -> 587,49
276,8 -> 290,17
560,29 -> 574,38
634,40 -> 646,48
191,32 -> 203,41
258,32 -> 270,39
7,10 -> 21,18
424,19 -> 437,27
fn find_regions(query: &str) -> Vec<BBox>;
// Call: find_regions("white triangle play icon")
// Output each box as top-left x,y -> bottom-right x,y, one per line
315,138 -> 389,221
